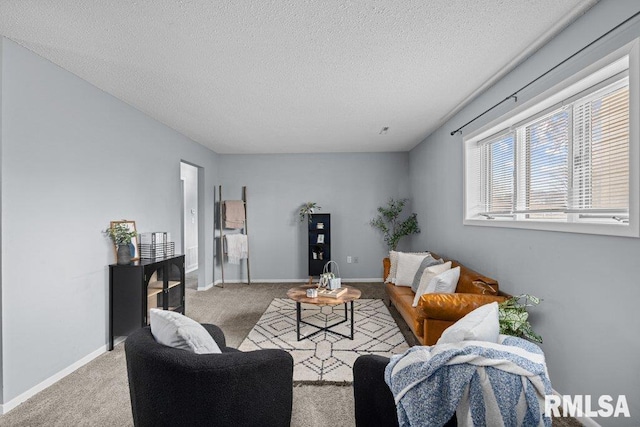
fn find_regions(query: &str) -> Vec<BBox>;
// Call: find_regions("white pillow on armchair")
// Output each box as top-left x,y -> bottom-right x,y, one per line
436,302 -> 500,345
150,309 -> 221,354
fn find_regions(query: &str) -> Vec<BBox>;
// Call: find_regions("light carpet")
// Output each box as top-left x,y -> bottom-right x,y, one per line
238,298 -> 409,383
0,282 -> 581,427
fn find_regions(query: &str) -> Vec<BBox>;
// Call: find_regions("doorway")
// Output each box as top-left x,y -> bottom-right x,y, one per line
181,162 -> 200,289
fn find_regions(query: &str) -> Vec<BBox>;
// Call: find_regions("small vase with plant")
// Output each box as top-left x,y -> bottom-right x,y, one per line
299,202 -> 321,222
104,223 -> 138,265
370,198 -> 420,251
498,294 -> 543,343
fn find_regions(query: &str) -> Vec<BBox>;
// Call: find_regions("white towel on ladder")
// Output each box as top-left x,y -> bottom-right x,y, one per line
225,234 -> 248,264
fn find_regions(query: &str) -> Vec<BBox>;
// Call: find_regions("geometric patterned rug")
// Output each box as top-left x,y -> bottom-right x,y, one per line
238,298 -> 410,384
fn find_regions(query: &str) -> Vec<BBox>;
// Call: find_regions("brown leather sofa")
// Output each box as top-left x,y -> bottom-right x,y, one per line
384,253 -> 508,345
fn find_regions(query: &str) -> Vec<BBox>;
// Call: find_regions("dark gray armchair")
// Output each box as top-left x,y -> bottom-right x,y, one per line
125,324 -> 293,427
353,354 -> 456,427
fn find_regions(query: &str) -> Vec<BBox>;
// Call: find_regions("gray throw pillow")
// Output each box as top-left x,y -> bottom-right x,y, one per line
150,309 -> 221,354
411,255 -> 444,292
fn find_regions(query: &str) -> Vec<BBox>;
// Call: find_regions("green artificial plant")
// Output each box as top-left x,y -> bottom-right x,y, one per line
370,198 -> 420,250
299,202 -> 321,222
498,294 -> 543,343
104,223 -> 138,246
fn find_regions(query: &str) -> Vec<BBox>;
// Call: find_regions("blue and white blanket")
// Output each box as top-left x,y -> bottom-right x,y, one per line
384,335 -> 552,427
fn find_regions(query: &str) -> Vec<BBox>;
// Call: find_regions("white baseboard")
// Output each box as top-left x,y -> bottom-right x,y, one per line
241,279 -> 303,283
211,278 -> 383,285
197,282 -> 214,291
0,337 -> 126,415
185,265 -> 198,274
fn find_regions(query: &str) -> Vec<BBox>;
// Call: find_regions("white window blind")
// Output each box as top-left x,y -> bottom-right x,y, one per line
522,108 -> 570,219
572,83 -> 629,215
480,133 -> 515,215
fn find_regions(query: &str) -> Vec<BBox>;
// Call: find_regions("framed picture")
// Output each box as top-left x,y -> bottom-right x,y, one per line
110,220 -> 140,261
317,234 -> 325,244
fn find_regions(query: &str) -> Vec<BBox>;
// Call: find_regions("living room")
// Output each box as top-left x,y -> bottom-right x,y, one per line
0,1 -> 639,426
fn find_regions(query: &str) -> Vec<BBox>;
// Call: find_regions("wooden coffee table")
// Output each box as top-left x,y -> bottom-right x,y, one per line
287,285 -> 362,341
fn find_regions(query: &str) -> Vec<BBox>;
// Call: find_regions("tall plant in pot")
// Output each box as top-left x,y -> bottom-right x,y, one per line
104,223 -> 138,264
370,198 -> 420,250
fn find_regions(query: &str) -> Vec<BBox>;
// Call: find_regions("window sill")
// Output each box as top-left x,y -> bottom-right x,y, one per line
463,218 -> 639,238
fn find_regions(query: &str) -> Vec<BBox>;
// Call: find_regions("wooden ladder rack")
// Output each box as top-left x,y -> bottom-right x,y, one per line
217,185 -> 251,287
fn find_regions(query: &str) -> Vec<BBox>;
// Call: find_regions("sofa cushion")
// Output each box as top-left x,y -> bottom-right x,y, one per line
396,252 -> 432,287
412,262 -> 452,307
428,266 -> 461,294
436,302 -> 500,344
419,293 -> 507,321
387,250 -> 429,284
150,309 -> 222,354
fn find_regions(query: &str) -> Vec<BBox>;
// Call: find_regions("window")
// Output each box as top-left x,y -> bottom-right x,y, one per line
464,40 -> 639,237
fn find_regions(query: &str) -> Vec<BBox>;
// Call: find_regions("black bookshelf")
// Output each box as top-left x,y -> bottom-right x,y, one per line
308,213 -> 330,276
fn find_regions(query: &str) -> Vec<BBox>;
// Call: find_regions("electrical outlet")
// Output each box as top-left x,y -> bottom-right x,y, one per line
346,256 -> 352,264
353,257 -> 359,263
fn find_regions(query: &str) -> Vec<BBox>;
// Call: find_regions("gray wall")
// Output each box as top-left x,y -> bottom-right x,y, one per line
219,153 -> 411,281
0,39 -> 219,403
409,2 -> 640,425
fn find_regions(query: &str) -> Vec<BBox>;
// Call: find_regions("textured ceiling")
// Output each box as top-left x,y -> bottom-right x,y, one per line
0,1 -> 595,154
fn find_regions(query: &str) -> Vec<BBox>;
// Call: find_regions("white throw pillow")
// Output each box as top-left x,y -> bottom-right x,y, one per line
436,302 -> 500,344
412,261 -> 452,307
395,252 -> 431,287
425,266 -> 461,294
150,309 -> 221,354
387,251 -> 429,283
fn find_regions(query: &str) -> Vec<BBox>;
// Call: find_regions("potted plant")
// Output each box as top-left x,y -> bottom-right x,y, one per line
370,198 -> 420,250
104,223 -> 138,264
498,294 -> 543,343
299,202 -> 321,222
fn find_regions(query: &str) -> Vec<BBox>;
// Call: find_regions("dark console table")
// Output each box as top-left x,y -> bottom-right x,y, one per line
109,254 -> 185,350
